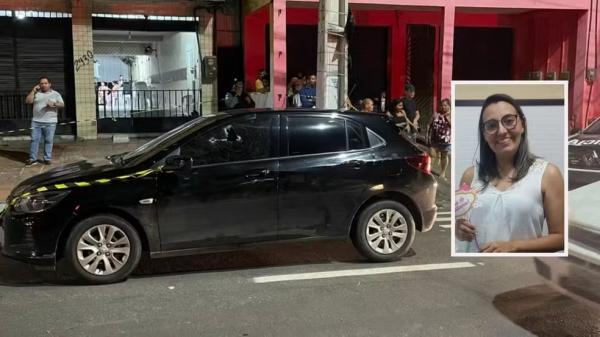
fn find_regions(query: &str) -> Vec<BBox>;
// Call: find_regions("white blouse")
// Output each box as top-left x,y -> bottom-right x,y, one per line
456,159 -> 548,253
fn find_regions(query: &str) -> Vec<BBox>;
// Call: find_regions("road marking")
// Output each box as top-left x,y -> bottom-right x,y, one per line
436,217 -> 451,222
439,224 -> 451,229
437,211 -> 450,215
252,262 -> 477,283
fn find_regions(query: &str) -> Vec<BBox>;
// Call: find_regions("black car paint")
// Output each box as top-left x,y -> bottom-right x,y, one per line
1,110 -> 437,268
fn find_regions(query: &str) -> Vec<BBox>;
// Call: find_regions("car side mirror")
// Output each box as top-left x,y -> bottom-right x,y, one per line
164,155 -> 192,170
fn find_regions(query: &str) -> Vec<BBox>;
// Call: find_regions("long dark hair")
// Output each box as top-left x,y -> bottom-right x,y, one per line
389,98 -> 403,113
477,94 -> 536,188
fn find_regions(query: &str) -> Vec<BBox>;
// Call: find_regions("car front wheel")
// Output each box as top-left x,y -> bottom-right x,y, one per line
352,200 -> 416,262
65,214 -> 142,284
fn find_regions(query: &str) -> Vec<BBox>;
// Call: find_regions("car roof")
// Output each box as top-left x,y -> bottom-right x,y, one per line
219,108 -> 388,122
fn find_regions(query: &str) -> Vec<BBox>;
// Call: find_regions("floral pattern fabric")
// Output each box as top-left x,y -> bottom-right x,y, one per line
431,114 -> 451,144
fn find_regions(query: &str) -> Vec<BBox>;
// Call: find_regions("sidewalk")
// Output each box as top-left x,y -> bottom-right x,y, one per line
0,139 -> 147,200
0,139 -> 451,210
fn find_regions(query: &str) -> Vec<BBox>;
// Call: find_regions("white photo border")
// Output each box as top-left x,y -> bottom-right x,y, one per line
450,80 -> 569,257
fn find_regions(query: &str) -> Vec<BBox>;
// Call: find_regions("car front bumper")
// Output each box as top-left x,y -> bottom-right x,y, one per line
0,201 -> 57,269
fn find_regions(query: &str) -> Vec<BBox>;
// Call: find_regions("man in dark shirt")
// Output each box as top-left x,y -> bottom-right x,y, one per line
401,83 -> 420,140
299,74 -> 317,108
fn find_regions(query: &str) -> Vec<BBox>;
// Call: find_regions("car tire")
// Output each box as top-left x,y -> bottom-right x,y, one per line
352,200 -> 416,262
64,214 -> 142,284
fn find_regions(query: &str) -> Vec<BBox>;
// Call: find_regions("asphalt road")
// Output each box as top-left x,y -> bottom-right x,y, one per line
1,211 -> 599,337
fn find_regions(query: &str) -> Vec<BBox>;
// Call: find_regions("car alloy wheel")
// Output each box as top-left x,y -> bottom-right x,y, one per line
65,214 -> 142,284
76,224 -> 131,276
365,209 -> 408,254
352,200 -> 416,262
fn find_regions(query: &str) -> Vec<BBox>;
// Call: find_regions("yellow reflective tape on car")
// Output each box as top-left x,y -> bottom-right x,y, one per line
19,168 -> 157,196
134,169 -> 154,177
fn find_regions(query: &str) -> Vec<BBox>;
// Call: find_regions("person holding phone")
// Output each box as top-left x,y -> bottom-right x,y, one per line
25,76 -> 64,166
455,94 -> 564,253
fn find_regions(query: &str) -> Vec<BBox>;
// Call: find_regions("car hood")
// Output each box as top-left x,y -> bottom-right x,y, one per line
9,159 -> 123,198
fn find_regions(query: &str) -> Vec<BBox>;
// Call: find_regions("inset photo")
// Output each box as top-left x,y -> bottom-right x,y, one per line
451,81 -> 568,257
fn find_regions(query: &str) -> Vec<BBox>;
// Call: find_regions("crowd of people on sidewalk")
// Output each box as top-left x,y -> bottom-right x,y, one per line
354,83 -> 451,180
223,72 -> 451,179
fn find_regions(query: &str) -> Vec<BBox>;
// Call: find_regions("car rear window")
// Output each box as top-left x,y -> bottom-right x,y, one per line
287,117 -> 346,156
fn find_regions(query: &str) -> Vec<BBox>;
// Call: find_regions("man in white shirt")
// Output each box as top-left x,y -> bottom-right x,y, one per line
24,76 -> 64,166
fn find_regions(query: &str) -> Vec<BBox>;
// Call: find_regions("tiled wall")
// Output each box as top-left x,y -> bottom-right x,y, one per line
71,0 -> 96,139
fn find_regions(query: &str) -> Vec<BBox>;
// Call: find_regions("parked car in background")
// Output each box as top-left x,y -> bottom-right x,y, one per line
535,180 -> 600,309
568,117 -> 600,190
1,109 -> 437,284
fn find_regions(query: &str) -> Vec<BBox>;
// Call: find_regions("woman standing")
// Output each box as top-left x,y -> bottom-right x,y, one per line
456,94 -> 564,253
387,98 -> 414,134
429,99 -> 452,179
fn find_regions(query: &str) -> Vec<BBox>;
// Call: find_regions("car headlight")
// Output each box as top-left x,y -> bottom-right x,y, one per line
12,191 -> 70,214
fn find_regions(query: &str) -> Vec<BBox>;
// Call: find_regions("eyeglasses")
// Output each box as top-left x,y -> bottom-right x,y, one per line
481,114 -> 520,134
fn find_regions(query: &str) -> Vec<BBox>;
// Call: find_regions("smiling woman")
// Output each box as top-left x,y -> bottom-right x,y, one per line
454,93 -> 566,254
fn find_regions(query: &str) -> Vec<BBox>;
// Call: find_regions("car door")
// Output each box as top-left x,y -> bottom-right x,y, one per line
156,113 -> 279,250
277,113 -> 376,239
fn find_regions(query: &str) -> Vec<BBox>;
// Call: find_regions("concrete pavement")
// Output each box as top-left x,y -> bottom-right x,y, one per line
0,139 -> 146,200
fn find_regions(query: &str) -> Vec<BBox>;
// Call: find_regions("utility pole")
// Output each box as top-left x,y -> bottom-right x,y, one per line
316,0 -> 348,109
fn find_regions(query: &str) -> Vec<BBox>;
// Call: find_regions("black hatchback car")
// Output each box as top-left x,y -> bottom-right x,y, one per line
1,110 -> 437,284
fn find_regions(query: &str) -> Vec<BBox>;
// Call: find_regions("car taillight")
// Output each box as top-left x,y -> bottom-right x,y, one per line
407,154 -> 431,175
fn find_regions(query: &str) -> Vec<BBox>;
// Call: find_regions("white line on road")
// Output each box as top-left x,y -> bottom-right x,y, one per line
439,224 -> 451,229
252,262 -> 477,283
435,217 -> 451,222
438,211 -> 450,215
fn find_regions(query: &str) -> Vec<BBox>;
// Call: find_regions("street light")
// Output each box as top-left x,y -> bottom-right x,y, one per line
15,11 -> 26,20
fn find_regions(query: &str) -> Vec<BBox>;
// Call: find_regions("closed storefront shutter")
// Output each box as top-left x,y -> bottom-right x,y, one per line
0,17 -> 74,132
16,38 -> 67,96
0,37 -> 16,90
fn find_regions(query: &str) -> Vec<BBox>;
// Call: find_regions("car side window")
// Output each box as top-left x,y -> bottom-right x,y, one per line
367,128 -> 385,147
347,120 -> 368,150
181,114 -> 273,165
287,116 -> 347,156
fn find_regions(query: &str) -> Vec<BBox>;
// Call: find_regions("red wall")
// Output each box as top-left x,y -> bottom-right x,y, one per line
243,6 -> 598,124
243,5 -> 269,91
249,8 -> 443,101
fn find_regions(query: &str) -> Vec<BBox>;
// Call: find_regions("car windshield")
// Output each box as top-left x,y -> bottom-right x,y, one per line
582,118 -> 600,135
120,116 -> 218,165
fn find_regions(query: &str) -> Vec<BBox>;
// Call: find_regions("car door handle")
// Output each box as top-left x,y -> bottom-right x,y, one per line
245,169 -> 270,180
342,160 -> 365,168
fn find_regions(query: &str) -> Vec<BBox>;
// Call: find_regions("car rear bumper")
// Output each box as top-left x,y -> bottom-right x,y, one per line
420,204 -> 437,232
412,175 -> 438,232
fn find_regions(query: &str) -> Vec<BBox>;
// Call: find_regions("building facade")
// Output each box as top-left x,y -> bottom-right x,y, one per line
0,0 -> 598,138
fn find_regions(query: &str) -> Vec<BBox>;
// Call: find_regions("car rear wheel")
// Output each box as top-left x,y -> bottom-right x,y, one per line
352,200 -> 415,262
65,214 -> 142,284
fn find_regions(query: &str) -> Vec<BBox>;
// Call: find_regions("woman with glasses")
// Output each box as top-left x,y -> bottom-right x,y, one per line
456,94 -> 564,253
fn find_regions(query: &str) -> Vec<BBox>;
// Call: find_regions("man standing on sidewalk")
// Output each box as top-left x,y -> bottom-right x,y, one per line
401,83 -> 420,141
25,77 -> 64,166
